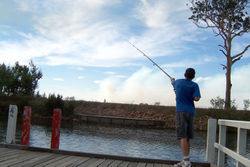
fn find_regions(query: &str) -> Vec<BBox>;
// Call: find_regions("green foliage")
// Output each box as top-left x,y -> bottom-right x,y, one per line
243,99 -> 250,110
44,94 -> 64,116
189,0 -> 249,32
63,97 -> 76,117
210,96 -> 225,109
210,96 -> 237,110
0,61 -> 42,96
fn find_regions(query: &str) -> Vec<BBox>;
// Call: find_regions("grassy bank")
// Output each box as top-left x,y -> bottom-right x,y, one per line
0,96 -> 249,131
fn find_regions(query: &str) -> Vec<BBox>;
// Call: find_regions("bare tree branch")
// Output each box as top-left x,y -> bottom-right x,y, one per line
232,29 -> 249,39
219,49 -> 227,57
218,44 -> 226,50
220,64 -> 227,70
232,44 -> 250,60
232,55 -> 243,64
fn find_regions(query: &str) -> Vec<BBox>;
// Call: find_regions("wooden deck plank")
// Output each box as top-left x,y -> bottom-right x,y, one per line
0,145 -> 210,167
24,154 -> 59,167
0,147 -> 13,153
44,155 -> 79,167
65,157 -> 90,167
162,165 -> 173,167
55,156 -> 85,167
77,158 -> 100,167
118,161 -> 130,167
136,162 -> 146,167
146,163 -> 154,167
10,153 -> 52,167
0,152 -> 23,162
108,160 -> 123,167
0,149 -> 34,162
98,159 -> 114,167
128,162 -> 138,167
0,151 -> 41,167
87,158 -> 106,167
0,149 -> 24,156
34,155 -> 68,167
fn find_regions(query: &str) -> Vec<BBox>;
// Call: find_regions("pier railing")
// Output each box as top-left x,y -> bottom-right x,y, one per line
206,119 -> 250,167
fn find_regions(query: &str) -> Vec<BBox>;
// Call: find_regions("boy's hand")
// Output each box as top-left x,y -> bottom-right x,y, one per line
171,78 -> 175,84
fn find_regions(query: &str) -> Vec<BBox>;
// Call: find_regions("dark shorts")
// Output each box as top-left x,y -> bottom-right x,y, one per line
176,112 -> 194,139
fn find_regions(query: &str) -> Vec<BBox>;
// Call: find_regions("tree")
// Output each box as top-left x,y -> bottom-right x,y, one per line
0,61 -> 42,96
243,99 -> 250,110
189,0 -> 250,110
210,96 -> 225,109
45,94 -> 64,116
0,63 -> 12,95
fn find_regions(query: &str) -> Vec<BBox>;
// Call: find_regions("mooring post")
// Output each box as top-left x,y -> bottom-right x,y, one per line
21,106 -> 32,146
6,105 -> 18,144
51,108 -> 62,149
206,119 -> 217,164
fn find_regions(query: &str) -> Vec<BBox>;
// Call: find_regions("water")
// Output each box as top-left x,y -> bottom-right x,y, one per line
0,119 -> 249,167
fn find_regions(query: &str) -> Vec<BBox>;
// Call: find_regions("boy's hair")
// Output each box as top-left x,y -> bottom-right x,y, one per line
185,68 -> 195,80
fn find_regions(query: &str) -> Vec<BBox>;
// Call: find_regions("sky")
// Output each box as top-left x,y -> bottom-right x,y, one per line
0,0 -> 249,109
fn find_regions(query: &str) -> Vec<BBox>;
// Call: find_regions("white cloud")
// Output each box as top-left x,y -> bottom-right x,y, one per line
137,0 -> 188,28
163,56 -> 218,68
0,0 -> 202,67
53,78 -> 64,81
104,71 -> 116,75
78,76 -> 84,80
195,77 -> 212,83
197,64 -> 250,109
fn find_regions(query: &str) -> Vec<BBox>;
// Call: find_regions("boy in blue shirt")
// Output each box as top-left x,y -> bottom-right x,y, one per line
171,68 -> 201,167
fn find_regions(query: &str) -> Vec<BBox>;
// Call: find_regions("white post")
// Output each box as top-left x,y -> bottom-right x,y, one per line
236,128 -> 247,167
206,119 -> 217,164
217,125 -> 226,167
6,105 -> 18,144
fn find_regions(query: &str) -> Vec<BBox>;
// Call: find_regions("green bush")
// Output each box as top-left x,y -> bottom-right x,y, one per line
44,94 -> 64,116
63,100 -> 76,117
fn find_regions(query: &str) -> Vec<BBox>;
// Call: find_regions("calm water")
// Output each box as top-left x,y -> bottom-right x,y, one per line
0,119 -> 249,167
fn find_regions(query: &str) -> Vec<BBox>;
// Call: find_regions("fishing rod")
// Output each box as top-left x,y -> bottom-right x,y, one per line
127,41 -> 173,80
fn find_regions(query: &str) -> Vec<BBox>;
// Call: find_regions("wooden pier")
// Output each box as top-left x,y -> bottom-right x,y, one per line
0,143 -> 210,167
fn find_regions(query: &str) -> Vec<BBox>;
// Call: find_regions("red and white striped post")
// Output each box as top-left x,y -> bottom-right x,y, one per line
21,106 -> 32,145
50,109 -> 62,149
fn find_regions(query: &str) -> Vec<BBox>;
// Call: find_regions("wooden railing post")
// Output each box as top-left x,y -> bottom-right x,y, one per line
21,106 -> 32,146
6,105 -> 18,144
206,119 -> 217,164
236,128 -> 247,167
217,124 -> 226,167
51,109 -> 62,149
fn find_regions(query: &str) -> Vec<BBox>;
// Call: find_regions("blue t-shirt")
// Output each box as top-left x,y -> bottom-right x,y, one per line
172,79 -> 201,115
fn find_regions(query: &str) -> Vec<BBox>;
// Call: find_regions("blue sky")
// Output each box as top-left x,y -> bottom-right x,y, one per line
0,0 -> 249,109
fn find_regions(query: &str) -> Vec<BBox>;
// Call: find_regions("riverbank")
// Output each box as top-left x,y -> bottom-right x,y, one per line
0,96 -> 249,131
71,101 -> 250,131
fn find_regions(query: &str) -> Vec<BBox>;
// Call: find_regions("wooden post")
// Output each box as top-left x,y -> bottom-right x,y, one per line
236,128 -> 247,167
21,106 -> 32,145
6,105 -> 18,144
206,119 -> 217,164
50,109 -> 62,149
218,125 -> 227,167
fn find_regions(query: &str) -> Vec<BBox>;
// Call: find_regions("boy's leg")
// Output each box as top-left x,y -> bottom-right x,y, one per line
180,138 -> 189,157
